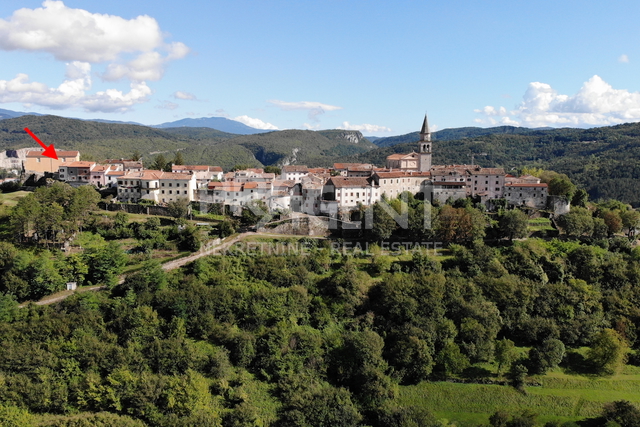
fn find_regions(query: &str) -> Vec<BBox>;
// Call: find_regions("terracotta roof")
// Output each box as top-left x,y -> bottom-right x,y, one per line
65,161 -> 96,168
472,167 -> 506,175
210,166 -> 223,172
376,171 -> 431,179
90,165 -> 109,172
27,150 -> 79,158
333,163 -> 372,170
433,182 -> 467,187
282,165 -> 309,173
107,171 -> 125,176
327,177 -> 372,188
172,165 -> 211,171
122,170 -> 194,180
386,153 -> 417,160
505,183 -> 548,188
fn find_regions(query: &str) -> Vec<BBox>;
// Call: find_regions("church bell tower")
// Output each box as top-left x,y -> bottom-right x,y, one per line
418,114 -> 432,171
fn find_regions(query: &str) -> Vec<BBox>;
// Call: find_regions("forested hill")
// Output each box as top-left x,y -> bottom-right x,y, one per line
373,125 -> 542,148
0,115 -> 194,161
352,122 -> 640,206
0,115 -> 377,170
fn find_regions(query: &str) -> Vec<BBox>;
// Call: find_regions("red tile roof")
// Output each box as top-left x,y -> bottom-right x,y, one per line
327,177 -> 372,188
27,150 -> 79,158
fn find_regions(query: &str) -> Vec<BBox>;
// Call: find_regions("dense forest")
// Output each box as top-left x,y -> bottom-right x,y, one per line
1,182 -> 640,425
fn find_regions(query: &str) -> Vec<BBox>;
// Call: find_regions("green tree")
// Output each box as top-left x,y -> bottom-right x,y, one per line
167,198 -> 191,219
499,209 -> 529,240
508,362 -> 528,390
620,209 -> 640,238
369,201 -> 399,241
150,154 -> 168,171
84,241 -> 127,286
528,338 -> 565,374
587,329 -> 629,375
264,165 -> 281,175
571,188 -> 589,207
0,404 -> 35,427
173,151 -> 185,166
495,338 -> 517,376
435,342 -> 469,378
558,207 -> 594,238
601,401 -> 640,427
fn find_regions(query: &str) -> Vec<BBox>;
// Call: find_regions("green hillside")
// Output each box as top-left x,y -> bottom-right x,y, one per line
0,115 -> 378,171
353,122 -> 640,206
0,115 -> 192,161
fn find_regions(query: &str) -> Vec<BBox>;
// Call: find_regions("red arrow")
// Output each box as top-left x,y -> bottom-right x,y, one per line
24,127 -> 58,160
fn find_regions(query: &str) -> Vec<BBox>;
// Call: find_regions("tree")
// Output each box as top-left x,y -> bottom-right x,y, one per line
173,151 -> 185,166
150,154 -> 168,171
435,342 -> 469,378
264,166 -> 281,175
495,338 -> 517,376
587,329 -> 629,375
602,210 -> 623,237
131,149 -> 142,161
620,209 -> 640,238
601,401 -> 640,427
167,198 -> 191,219
499,210 -> 529,240
571,189 -> 589,207
369,201 -> 399,241
528,338 -> 565,374
84,241 -> 127,286
242,200 -> 271,227
507,362 -> 528,390
558,207 -> 594,238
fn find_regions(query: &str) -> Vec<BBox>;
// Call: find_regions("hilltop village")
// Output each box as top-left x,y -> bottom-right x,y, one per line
21,116 -> 565,217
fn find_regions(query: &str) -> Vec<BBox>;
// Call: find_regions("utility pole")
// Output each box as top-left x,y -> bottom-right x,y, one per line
468,152 -> 487,166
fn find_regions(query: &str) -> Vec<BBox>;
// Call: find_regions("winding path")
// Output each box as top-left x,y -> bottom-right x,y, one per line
20,231 -> 315,307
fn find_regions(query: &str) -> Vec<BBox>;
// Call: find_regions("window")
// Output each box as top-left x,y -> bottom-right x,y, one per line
162,183 -> 165,187
184,191 -> 187,195
184,183 -> 187,187
161,190 -> 165,194
169,183 -> 172,187
169,190 -> 172,194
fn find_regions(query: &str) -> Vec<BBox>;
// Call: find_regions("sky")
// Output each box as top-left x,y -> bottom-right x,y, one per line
0,1 -> 639,136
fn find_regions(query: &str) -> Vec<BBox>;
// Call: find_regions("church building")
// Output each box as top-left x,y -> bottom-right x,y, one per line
386,115 -> 432,171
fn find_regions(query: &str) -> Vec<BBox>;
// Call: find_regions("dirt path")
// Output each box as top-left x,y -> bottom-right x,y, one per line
20,231 -> 326,307
19,232 -> 265,307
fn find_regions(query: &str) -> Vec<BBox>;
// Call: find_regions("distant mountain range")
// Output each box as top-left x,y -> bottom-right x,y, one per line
0,108 -> 267,135
153,117 -> 270,135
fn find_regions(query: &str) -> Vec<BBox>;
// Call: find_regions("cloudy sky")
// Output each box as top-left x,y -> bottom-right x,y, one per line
0,1 -> 639,135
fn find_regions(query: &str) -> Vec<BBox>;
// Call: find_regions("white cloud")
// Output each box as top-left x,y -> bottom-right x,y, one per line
474,75 -> 640,128
268,99 -> 342,121
0,1 -> 188,112
0,62 -> 151,112
338,121 -> 391,133
173,91 -> 197,100
619,54 -> 630,63
233,115 -> 278,130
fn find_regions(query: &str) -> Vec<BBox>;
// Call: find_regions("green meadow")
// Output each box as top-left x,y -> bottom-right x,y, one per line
399,368 -> 640,425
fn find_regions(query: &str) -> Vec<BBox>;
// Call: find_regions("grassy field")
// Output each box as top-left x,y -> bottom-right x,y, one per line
528,217 -> 555,232
0,190 -> 28,207
398,368 -> 640,425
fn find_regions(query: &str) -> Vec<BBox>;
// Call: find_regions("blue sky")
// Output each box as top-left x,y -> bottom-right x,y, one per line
0,1 -> 639,136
